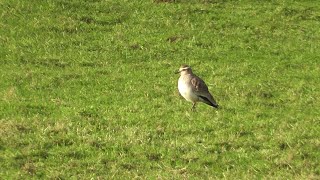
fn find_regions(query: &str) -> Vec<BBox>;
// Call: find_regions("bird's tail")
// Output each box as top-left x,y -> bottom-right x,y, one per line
199,95 -> 219,109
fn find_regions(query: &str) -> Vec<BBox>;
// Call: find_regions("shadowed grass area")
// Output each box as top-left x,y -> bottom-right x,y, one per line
1,0 -> 320,178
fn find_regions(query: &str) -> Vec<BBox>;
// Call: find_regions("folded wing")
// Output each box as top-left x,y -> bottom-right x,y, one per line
191,76 -> 219,108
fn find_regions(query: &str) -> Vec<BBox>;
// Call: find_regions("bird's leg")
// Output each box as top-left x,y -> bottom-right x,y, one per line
191,103 -> 196,111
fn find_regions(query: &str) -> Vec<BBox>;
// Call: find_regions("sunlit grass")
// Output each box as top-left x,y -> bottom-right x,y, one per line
0,0 -> 319,178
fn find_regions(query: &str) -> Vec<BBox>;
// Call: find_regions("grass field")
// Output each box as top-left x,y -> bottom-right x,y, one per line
1,0 -> 320,179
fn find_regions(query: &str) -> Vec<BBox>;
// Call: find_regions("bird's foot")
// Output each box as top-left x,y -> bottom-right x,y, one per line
191,104 -> 196,112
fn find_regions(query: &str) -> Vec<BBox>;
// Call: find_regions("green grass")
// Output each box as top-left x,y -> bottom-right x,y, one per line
1,0 -> 320,178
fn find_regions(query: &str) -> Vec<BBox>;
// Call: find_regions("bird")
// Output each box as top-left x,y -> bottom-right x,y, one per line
176,65 -> 218,110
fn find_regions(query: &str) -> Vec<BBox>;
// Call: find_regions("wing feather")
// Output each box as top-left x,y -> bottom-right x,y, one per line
190,76 -> 208,93
191,75 -> 219,108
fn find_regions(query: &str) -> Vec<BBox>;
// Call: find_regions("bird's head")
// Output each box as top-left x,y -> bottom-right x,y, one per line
176,64 -> 192,75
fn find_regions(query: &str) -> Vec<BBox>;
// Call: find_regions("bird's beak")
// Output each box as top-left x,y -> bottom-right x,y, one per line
175,70 -> 180,74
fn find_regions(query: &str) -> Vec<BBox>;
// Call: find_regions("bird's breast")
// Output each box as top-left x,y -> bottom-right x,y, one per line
178,77 -> 189,93
178,76 -> 198,102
